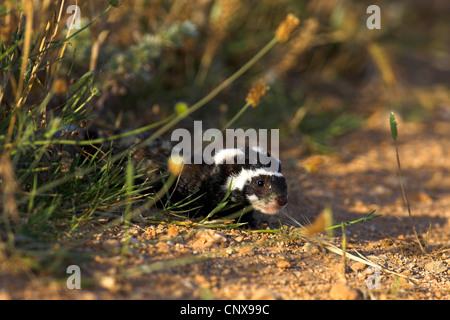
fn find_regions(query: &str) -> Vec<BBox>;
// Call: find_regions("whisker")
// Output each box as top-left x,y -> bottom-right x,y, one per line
279,206 -> 304,228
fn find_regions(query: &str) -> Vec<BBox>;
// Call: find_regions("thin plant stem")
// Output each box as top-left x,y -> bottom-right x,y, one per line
15,0 -> 33,103
341,222 -> 347,277
20,37 -> 280,200
221,101 -> 252,131
29,114 -> 176,146
389,112 -> 425,253
138,37 -> 279,148
395,142 -> 425,252
325,210 -> 380,231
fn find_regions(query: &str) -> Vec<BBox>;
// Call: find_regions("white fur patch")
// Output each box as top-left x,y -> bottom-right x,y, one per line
246,194 -> 259,202
225,168 -> 283,192
214,148 -> 245,165
250,145 -> 267,155
246,194 -> 285,215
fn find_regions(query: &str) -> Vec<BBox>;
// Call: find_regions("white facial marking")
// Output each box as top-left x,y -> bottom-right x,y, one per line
246,194 -> 286,215
225,168 -> 283,192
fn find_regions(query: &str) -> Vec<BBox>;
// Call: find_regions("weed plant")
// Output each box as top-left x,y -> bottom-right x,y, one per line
1,0 -> 444,277
0,2 -> 301,271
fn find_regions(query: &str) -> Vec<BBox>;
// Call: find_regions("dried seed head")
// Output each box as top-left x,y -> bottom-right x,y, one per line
58,151 -> 73,173
301,206 -> 333,237
301,154 -> 325,174
275,14 -> 300,43
168,155 -> 184,176
246,80 -> 269,107
75,167 -> 84,179
275,18 -> 319,76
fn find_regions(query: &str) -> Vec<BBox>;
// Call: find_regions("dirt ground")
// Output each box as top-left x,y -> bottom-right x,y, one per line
1,111 -> 449,300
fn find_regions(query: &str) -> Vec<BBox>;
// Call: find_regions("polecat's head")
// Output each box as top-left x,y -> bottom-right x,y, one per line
242,168 -> 288,214
215,147 -> 288,215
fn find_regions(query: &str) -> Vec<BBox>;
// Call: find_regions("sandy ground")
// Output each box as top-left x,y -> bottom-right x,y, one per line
1,111 -> 449,300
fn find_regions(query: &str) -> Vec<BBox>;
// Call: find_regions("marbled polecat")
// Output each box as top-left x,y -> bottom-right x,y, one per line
168,146 -> 288,219
76,127 -> 288,224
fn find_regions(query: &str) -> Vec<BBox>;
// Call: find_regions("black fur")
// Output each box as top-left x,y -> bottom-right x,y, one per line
77,126 -> 288,223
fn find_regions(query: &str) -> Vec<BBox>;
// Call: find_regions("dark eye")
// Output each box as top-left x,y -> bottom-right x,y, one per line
255,179 -> 264,187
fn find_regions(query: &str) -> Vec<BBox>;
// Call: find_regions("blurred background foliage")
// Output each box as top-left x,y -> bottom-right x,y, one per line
1,0 -> 450,266
2,0 -> 450,153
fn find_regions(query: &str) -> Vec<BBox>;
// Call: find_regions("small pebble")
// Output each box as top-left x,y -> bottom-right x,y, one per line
425,261 -> 447,273
276,260 -> 291,269
302,242 -> 319,254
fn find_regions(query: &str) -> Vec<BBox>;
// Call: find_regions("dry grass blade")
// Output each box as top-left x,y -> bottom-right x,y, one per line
195,0 -> 242,85
317,239 -> 419,284
300,206 -> 333,237
15,0 -> 33,104
275,18 -> 319,76
0,154 -> 19,225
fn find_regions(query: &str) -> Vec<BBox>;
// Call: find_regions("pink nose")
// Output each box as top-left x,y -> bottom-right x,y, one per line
277,197 -> 288,207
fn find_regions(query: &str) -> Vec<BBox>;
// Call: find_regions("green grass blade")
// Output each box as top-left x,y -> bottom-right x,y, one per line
389,112 -> 398,142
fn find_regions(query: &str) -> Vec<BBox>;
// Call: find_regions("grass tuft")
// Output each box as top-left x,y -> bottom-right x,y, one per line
389,112 -> 426,253
0,4 -> 303,274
